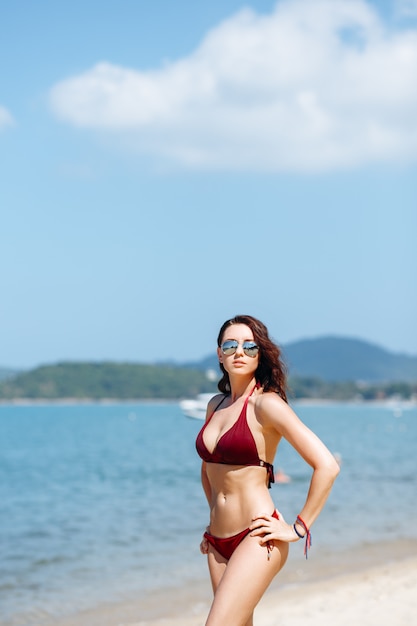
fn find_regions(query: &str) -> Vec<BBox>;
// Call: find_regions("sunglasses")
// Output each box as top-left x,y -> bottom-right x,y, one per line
220,340 -> 259,358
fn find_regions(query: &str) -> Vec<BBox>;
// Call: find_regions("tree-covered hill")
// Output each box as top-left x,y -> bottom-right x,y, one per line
1,337 -> 416,401
0,362 -> 217,400
0,360 -> 415,402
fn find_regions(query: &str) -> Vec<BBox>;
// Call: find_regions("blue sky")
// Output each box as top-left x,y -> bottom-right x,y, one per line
1,0 -> 416,369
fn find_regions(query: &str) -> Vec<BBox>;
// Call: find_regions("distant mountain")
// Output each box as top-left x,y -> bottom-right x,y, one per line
283,337 -> 417,382
189,336 -> 417,383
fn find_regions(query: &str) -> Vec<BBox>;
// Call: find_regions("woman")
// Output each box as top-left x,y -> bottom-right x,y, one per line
196,315 -> 340,626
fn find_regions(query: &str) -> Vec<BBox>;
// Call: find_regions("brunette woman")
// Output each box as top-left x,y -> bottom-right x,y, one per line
196,315 -> 340,626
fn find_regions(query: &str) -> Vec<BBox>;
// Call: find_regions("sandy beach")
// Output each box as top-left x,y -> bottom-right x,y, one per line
33,538 -> 416,626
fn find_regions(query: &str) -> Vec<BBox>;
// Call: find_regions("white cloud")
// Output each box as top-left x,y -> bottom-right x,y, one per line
49,0 -> 417,172
0,105 -> 15,130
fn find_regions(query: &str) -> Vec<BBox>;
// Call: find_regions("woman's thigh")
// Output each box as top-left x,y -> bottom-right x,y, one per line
206,535 -> 289,626
207,547 -> 227,593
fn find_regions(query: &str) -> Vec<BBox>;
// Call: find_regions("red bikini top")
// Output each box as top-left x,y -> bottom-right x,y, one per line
195,385 -> 274,488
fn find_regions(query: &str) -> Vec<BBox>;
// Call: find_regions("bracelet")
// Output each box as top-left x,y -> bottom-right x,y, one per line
293,523 -> 305,539
295,515 -> 312,559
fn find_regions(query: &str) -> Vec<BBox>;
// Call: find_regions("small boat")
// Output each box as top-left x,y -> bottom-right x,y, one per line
179,393 -> 215,420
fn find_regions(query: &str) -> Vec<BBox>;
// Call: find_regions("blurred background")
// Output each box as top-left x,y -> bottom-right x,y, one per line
1,0 -> 416,373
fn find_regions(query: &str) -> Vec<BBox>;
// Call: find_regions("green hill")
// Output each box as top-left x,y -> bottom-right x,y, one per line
0,337 -> 416,401
0,362 -> 216,400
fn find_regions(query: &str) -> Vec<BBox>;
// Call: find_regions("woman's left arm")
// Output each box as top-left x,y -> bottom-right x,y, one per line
252,394 -> 340,545
270,394 -> 339,525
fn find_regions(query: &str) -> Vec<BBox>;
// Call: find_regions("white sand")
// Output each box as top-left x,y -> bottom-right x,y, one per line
255,556 -> 417,626
12,541 -> 416,626
126,557 -> 417,626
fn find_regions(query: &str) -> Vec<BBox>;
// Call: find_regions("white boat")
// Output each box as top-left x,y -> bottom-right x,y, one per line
179,393 -> 215,420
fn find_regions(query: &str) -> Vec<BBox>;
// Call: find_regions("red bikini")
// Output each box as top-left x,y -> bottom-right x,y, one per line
195,385 -> 275,488
196,385 -> 276,560
203,510 -> 279,561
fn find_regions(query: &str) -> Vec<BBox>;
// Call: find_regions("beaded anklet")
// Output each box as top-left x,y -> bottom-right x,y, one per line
294,515 -> 312,559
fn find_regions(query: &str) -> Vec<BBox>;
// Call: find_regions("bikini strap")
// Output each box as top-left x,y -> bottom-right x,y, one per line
264,462 -> 275,489
244,383 -> 259,407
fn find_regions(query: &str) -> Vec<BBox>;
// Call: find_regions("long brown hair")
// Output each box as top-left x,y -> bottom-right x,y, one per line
217,315 -> 288,402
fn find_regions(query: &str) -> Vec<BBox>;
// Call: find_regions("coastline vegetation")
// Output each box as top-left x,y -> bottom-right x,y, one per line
0,362 -> 215,400
288,376 -> 417,402
0,362 -> 415,402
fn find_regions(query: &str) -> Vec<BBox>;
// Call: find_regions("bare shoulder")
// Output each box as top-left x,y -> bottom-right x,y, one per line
255,391 -> 289,416
255,391 -> 300,432
255,392 -> 340,471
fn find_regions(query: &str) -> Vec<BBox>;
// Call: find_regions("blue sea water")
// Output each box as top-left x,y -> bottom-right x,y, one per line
0,401 -> 416,624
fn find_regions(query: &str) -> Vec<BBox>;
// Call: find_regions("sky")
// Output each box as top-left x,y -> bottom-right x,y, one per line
1,0 -> 416,369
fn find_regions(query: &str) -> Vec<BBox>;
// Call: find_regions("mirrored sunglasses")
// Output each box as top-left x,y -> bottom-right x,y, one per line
221,340 -> 259,358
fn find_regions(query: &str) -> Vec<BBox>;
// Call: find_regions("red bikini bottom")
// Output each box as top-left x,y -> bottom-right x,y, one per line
204,510 -> 279,560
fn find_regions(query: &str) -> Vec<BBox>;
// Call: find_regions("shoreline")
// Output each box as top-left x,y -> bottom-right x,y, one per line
8,537 -> 416,626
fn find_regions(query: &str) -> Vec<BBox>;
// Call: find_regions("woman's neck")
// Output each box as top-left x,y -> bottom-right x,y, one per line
229,376 -> 257,402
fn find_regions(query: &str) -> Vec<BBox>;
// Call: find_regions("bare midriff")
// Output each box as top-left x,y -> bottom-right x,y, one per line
206,463 -> 275,537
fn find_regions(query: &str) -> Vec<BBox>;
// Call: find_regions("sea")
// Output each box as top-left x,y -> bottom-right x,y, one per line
0,400 -> 416,624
